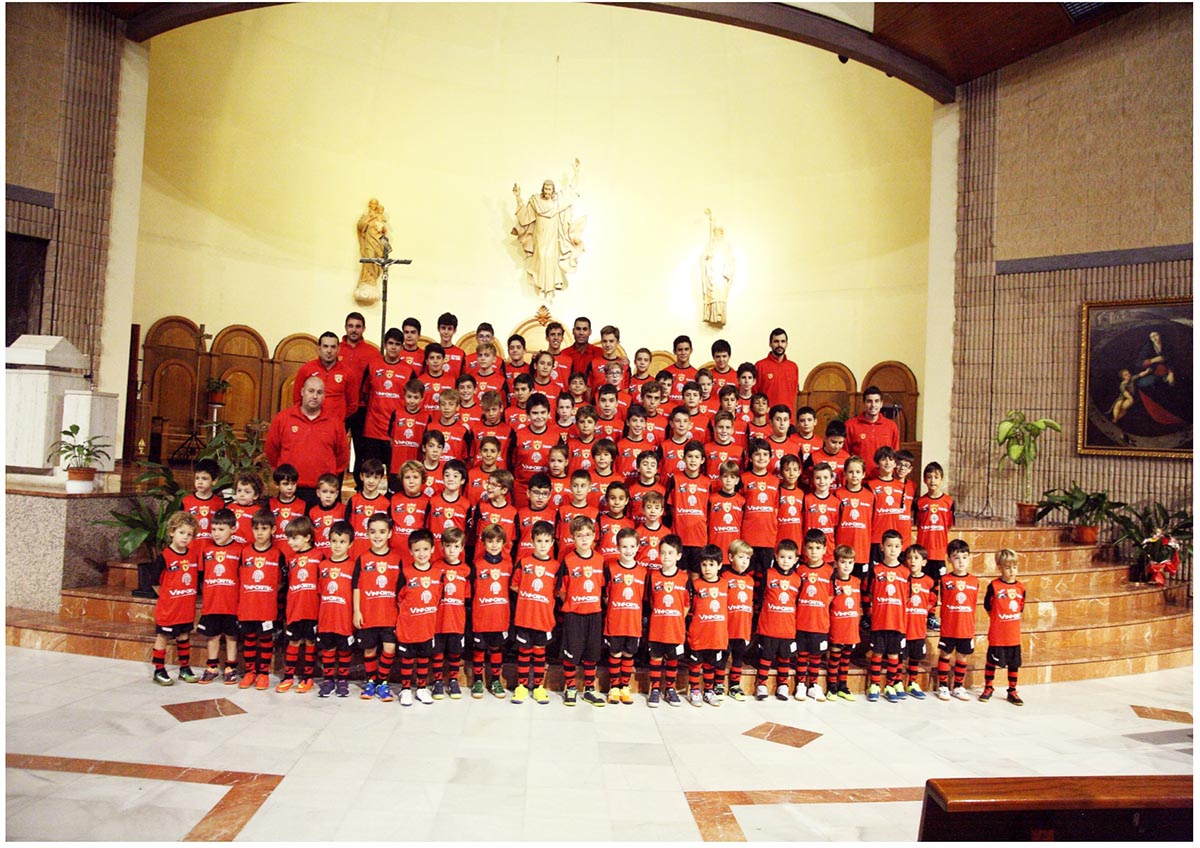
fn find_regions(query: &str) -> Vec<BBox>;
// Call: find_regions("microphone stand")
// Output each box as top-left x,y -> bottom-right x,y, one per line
360,235 -> 412,342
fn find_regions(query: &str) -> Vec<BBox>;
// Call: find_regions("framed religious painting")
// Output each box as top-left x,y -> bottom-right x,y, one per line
1077,297 -> 1192,458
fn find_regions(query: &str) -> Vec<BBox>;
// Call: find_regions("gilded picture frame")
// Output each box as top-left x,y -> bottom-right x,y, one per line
1077,297 -> 1192,458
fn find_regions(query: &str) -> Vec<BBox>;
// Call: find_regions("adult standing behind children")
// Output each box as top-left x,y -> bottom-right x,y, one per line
294,331 -> 360,428
755,328 -> 798,410
845,386 -> 900,478
267,375 -> 350,508
339,312 -> 383,487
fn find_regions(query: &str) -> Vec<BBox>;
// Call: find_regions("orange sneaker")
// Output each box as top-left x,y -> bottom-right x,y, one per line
255,675 -> 270,691
295,678 -> 314,694
275,678 -> 295,693
238,672 -> 257,690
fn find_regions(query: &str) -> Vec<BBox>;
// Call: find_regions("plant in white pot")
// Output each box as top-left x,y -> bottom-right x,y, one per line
47,424 -> 111,494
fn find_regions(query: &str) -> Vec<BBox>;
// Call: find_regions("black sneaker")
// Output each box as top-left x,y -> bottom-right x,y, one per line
1006,689 -> 1024,706
979,686 -> 994,702
153,669 -> 173,686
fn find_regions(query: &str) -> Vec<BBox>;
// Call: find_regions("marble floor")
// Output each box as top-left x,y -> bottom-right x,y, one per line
5,646 -> 1193,841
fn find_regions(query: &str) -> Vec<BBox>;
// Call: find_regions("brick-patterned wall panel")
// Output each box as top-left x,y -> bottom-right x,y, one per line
5,3 -> 69,195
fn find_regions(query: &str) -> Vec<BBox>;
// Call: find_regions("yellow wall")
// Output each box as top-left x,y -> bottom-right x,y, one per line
135,3 -> 931,406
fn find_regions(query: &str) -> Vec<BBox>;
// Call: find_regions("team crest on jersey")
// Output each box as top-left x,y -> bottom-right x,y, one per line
180,562 -> 190,572
806,572 -> 818,584
334,373 -> 343,383
954,580 -> 966,590
199,506 -> 210,516
418,575 -> 431,589
533,564 -> 546,578
291,425 -> 298,433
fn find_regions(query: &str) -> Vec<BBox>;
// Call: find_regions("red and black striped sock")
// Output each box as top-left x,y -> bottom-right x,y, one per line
206,656 -> 220,671
984,662 -> 997,688
337,650 -> 353,679
688,664 -> 701,691
607,655 -> 621,688
826,649 -> 840,690
399,655 -> 415,688
936,657 -> 950,688
284,644 -> 299,678
648,656 -> 663,690
447,652 -> 462,682
257,638 -> 273,676
729,661 -> 742,688
664,657 -> 679,688
177,639 -> 191,669
756,657 -> 772,689
364,654 -> 379,682
378,650 -> 394,681
489,650 -> 503,682
432,652 -> 444,682
562,658 -> 577,688
868,653 -> 883,686
885,655 -> 900,687
153,648 -> 167,671
582,660 -> 597,690
841,652 -> 852,689
517,648 -> 532,687
242,633 -> 258,674
907,660 -> 921,683
321,649 -> 336,679
703,664 -> 716,691
415,656 -> 430,687
953,660 -> 967,688
472,649 -> 486,679
1007,669 -> 1019,691
532,646 -> 546,687
621,657 -> 634,688
302,644 -> 315,680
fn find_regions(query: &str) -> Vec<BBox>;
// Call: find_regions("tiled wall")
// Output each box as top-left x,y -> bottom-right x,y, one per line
5,4 -> 124,378
950,14 -> 1193,521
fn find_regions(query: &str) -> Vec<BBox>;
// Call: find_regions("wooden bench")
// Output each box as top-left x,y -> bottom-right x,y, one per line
919,775 -> 1192,841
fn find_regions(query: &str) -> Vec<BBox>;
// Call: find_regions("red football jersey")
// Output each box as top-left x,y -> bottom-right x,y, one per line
604,560 -> 648,637
427,416 -> 472,464
420,463 -> 446,500
985,578 -> 1025,646
868,478 -> 908,544
388,492 -> 429,562
594,413 -> 624,443
352,547 -> 403,629
547,475 -> 571,510
664,364 -> 698,402
740,471 -> 781,547
637,523 -> 670,572
555,502 -> 597,555
660,438 -> 691,477
427,491 -> 470,548
866,562 -> 910,632
441,344 -> 465,380
228,503 -> 257,547
906,573 -> 936,640
724,568 -> 756,641
345,492 -> 392,545
647,568 -> 690,644
293,359 -> 359,423
182,494 -> 222,542
473,367 -> 507,400
363,360 -> 415,440
511,425 -> 556,487
776,486 -> 805,546
395,563 -> 442,643
597,513 -> 636,559
703,440 -> 740,483
397,346 -> 424,373
269,497 -> 304,546
939,572 -> 981,640
472,553 -> 514,633
468,419 -> 514,469
317,558 -> 355,636
474,499 -> 518,550
766,433 -> 802,474
198,540 -> 242,616
802,492 -> 839,561
516,504 -> 557,560
389,408 -> 428,470
419,373 -> 457,417
644,413 -> 669,447
710,367 -> 737,394
793,563 -> 834,634
511,556 -> 561,633
306,501 -> 342,552
707,490 -> 744,561
834,486 -> 875,563
504,405 -> 531,432
756,566 -> 801,639
154,545 -> 201,626
805,446 -> 849,490
239,542 -> 283,622
284,548 -> 323,623
829,575 -> 862,645
668,472 -> 710,547
561,549 -> 605,615
915,494 -> 956,560
627,479 -> 666,525
687,575 -> 729,650
566,435 -> 598,474
434,559 -> 472,635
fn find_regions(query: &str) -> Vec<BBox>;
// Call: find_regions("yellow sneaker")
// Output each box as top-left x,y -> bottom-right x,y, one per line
607,687 -> 621,704
512,684 -> 529,703
532,685 -> 549,704
619,685 -> 634,705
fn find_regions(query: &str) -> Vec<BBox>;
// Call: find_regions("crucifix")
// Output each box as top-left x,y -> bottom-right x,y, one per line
360,235 -> 412,343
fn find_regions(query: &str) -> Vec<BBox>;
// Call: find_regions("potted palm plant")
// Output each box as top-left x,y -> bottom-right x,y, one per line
994,410 -> 1062,525
1035,484 -> 1124,544
95,461 -> 186,598
46,424 -> 111,494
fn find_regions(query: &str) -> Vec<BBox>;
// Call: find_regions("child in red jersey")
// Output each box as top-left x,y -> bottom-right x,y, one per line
567,373 -> 590,407
428,389 -> 473,465
627,347 -> 654,402
511,521 -> 561,703
827,545 -> 862,701
723,540 -> 756,700
471,524 -> 514,698
236,510 -> 284,692
646,535 -> 690,707
344,458 -> 391,555
353,513 -> 403,702
716,388 -> 746,450
637,491 -> 670,572
640,383 -> 669,446
396,529 -> 443,706
695,369 -> 718,417
735,363 -> 757,422
419,430 -> 447,499
506,333 -> 531,376
903,544 -> 935,700
661,407 -> 693,475
682,382 -> 711,442
269,464 -> 302,546
708,461 -> 745,563
279,516 -> 322,693
802,463 -> 838,561
616,406 -> 651,481
741,438 -> 781,579
554,393 -> 576,436
746,393 -> 771,443
686,547 -> 729,707
709,340 -> 736,393
469,394 -> 513,469
388,380 -> 428,480
432,527 -> 471,700
419,344 -> 455,417
864,529 -> 909,703
229,473 -> 264,546
315,522 -> 356,698
792,530 -> 834,702
306,474 -> 344,554
151,512 -> 201,685
472,343 -> 507,400
834,457 -> 875,582
936,539 -> 979,701
510,392 -> 554,508
604,528 -> 648,706
594,384 -> 625,441
557,470 -> 597,556
530,353 -> 563,410
793,406 -> 821,471
705,412 -> 740,482
627,450 -> 664,524
566,405 -> 600,473
506,374 -> 533,431
868,447 -> 905,566
181,458 -> 221,543
457,372 -> 481,427
668,441 -> 711,572
545,444 -> 571,510
981,548 -> 1027,706
196,509 -> 243,684
389,461 -> 429,562
588,439 -> 620,508
806,420 -> 850,491
436,311 -> 464,378
560,516 -> 606,707
776,454 -> 805,546
467,437 -> 503,506
915,461 -> 955,630
665,335 -> 697,402
765,405 -> 802,473
472,469 -> 518,556
754,539 -> 801,700
597,482 -> 635,559
894,450 -> 917,544
428,459 -> 470,552
516,474 -> 557,561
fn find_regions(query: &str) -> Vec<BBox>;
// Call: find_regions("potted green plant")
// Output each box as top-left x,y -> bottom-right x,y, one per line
1111,501 -> 1193,585
199,420 -> 271,495
95,460 -> 185,598
994,410 -> 1062,525
46,424 -> 111,494
206,376 -> 231,405
1035,484 -> 1125,544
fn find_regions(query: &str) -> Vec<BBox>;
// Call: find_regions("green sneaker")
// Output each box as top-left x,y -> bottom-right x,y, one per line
564,686 -> 578,706
153,669 -> 174,686
729,684 -> 745,702
837,687 -> 857,702
490,679 -> 506,699
177,667 -> 198,684
471,679 -> 485,699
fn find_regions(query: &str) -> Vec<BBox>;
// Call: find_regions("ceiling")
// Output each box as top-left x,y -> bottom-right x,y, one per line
100,2 -> 1143,103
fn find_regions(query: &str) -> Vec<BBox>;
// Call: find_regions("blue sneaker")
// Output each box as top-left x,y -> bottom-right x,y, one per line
866,684 -> 881,702
907,682 -> 927,700
376,682 -> 394,702
361,680 -> 376,700
883,685 -> 899,703
895,684 -> 908,700
317,678 -> 336,698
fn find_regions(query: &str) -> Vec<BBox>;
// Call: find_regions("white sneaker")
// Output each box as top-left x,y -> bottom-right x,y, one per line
702,689 -> 720,706
808,684 -> 826,702
416,687 -> 434,705
688,688 -> 703,707
793,684 -> 807,701
775,684 -> 790,701
399,688 -> 414,707
754,684 -> 769,701
936,686 -> 951,701
951,686 -> 971,702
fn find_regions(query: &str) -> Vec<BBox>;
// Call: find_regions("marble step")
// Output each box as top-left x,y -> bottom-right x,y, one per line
104,559 -> 141,590
951,525 -> 1068,549
60,585 -> 165,625
969,582 -> 1180,629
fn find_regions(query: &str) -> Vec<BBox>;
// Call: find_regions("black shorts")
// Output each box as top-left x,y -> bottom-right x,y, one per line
986,644 -> 1022,669
396,638 -> 437,658
514,627 -> 551,648
238,619 -> 274,637
472,630 -> 508,650
285,619 -> 317,642
938,636 -> 975,655
560,612 -> 603,663
155,622 -> 194,637
905,638 -> 927,662
728,638 -> 751,664
757,635 -> 795,662
607,635 -> 641,656
648,640 -> 685,659
870,629 -> 906,656
433,632 -> 466,655
357,626 -> 396,651
197,614 -> 239,638
829,642 -> 856,653
795,631 -> 829,655
688,648 -> 725,667
317,632 -> 354,651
